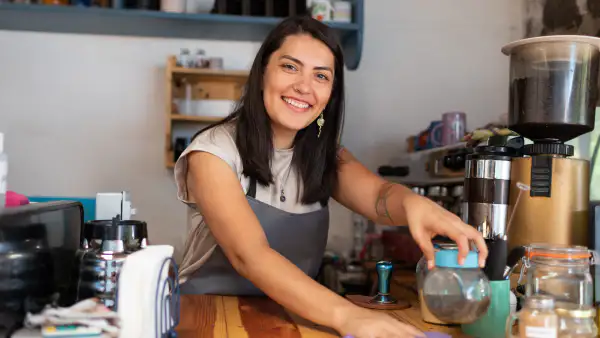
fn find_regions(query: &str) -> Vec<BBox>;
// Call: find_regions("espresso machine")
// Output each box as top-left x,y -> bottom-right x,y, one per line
463,35 -> 600,282
502,36 -> 599,253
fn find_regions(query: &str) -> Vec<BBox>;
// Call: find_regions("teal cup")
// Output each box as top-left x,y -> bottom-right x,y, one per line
461,280 -> 511,338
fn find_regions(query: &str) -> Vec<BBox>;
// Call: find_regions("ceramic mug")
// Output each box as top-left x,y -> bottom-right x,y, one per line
462,280 -> 511,338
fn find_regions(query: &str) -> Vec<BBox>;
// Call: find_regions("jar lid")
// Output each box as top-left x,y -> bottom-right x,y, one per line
555,302 -> 596,318
434,247 -> 479,268
526,243 -> 591,260
525,295 -> 555,310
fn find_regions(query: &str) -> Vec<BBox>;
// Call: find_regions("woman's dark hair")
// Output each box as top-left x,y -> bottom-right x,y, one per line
193,16 -> 345,206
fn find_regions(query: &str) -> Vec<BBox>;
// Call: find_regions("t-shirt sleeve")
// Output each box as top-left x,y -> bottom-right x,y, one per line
173,124 -> 240,205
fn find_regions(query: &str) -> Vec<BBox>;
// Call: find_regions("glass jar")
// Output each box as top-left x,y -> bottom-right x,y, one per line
422,243 -> 491,324
416,256 -> 451,325
517,244 -> 596,306
555,302 -> 598,338
506,295 -> 558,338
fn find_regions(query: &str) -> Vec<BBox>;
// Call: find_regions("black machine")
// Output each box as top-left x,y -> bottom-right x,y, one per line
0,201 -> 83,336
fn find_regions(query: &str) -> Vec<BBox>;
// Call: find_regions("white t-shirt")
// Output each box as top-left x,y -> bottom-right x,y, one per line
174,122 -> 323,282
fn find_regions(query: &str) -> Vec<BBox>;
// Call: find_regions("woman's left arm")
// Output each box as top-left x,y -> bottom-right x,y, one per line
332,147 -> 412,227
332,147 -> 487,269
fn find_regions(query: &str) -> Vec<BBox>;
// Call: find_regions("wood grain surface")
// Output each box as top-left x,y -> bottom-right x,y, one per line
175,272 -> 470,337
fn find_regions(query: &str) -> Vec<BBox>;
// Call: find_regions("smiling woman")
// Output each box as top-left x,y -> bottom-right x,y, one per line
264,36 -> 335,142
172,15 -> 487,338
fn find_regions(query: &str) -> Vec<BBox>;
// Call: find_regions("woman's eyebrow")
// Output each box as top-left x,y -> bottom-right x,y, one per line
280,55 -> 333,73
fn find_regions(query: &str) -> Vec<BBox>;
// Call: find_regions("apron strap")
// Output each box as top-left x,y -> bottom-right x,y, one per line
246,177 -> 257,198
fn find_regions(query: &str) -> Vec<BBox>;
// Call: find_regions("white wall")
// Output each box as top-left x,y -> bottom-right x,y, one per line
327,0 -> 525,254
0,0 -> 524,261
0,33 -> 260,261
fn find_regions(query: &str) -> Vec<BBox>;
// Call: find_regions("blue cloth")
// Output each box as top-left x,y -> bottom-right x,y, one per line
425,333 -> 452,338
27,196 -> 96,222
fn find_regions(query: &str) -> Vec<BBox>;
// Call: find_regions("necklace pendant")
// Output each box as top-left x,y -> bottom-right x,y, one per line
280,195 -> 286,202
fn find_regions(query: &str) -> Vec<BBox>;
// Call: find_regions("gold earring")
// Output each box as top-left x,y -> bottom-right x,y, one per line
317,112 -> 325,138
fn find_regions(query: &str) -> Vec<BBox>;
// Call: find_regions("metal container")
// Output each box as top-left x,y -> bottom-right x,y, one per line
76,224 -> 131,309
463,144 -> 519,281
502,35 -> 600,143
82,219 -> 148,252
463,145 -> 514,240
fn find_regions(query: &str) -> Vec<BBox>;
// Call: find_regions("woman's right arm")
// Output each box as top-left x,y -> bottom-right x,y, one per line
186,151 -> 423,337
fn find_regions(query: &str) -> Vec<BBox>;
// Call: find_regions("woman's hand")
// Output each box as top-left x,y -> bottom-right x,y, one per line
335,306 -> 425,338
403,193 -> 488,270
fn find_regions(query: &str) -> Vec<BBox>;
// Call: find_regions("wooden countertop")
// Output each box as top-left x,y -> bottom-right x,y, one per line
176,272 -> 469,337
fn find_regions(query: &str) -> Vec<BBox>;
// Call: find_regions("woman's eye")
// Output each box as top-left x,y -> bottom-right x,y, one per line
282,64 -> 297,71
316,73 -> 329,81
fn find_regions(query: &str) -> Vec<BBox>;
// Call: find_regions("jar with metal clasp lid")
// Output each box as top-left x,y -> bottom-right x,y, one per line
517,244 -> 598,306
555,302 -> 598,338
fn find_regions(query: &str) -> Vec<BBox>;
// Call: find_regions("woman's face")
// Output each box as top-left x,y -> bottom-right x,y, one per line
263,33 -> 335,135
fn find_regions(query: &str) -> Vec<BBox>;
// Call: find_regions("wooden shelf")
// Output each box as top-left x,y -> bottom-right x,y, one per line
165,56 -> 248,169
172,67 -> 249,78
171,114 -> 224,123
0,0 -> 364,70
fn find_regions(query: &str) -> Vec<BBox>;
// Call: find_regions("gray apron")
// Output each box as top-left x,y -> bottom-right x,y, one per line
179,177 -> 330,296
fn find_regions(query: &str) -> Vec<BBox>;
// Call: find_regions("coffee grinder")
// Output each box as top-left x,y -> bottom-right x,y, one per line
463,135 -> 523,280
501,36 -> 600,253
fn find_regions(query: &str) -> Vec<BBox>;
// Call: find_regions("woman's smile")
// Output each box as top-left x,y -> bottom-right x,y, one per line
281,96 -> 313,113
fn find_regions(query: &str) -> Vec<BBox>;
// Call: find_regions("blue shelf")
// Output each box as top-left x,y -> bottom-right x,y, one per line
0,0 -> 363,70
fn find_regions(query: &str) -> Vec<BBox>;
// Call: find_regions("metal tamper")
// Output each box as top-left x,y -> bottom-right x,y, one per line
370,260 -> 397,304
344,260 -> 410,310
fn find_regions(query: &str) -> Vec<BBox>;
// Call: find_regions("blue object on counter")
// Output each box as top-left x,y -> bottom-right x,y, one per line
344,331 -> 450,338
376,261 -> 393,294
435,248 -> 479,269
424,332 -> 452,338
27,196 -> 96,222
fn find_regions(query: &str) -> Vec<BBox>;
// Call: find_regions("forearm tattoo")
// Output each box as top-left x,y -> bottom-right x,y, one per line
375,182 -> 395,224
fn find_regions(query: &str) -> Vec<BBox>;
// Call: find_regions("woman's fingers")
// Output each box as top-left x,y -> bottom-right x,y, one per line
412,227 -> 436,269
454,232 -> 470,266
435,216 -> 470,265
408,197 -> 489,269
448,214 -> 488,267
464,224 -> 488,267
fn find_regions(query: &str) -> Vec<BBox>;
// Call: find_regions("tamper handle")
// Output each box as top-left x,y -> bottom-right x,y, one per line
376,261 -> 392,295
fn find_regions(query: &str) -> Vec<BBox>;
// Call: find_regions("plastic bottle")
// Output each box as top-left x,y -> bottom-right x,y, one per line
0,133 -> 7,210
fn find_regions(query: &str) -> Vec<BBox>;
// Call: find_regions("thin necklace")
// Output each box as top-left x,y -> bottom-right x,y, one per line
280,164 -> 293,203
